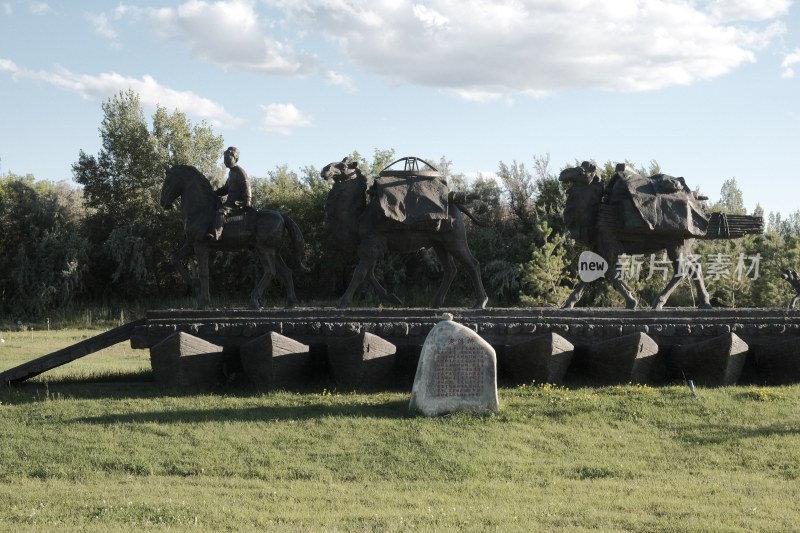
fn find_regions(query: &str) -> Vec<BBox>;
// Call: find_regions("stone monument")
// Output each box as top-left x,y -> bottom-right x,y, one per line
409,315 -> 499,416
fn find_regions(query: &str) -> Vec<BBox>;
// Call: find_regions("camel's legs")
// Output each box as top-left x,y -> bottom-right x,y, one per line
604,249 -> 638,309
612,277 -> 639,309
563,281 -> 587,309
337,258 -> 373,308
651,245 -> 711,310
366,263 -> 403,305
430,243 -> 457,308
446,242 -> 488,309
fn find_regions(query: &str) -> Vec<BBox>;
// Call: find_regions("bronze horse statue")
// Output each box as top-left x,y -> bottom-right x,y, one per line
322,156 -> 488,309
559,162 -> 762,309
160,164 -> 308,310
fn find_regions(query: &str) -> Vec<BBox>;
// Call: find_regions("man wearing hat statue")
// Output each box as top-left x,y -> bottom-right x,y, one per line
210,146 -> 252,240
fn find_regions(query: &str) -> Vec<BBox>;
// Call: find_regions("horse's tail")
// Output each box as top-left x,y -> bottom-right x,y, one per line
283,214 -> 310,272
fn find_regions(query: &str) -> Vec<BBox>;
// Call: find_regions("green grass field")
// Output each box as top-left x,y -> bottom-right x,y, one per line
1,328 -> 800,532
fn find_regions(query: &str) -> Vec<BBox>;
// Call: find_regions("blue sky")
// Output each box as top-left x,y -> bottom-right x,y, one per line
1,0 -> 798,216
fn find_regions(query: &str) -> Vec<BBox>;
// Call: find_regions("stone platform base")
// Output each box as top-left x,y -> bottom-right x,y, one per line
132,307 -> 800,389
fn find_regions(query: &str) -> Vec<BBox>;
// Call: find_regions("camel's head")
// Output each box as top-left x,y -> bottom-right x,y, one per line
321,156 -> 361,182
559,161 -> 598,186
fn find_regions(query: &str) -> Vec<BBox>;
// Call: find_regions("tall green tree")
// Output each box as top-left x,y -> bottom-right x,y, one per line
72,90 -> 224,299
518,220 -> 571,307
711,177 -> 746,215
0,175 -> 89,317
497,159 -> 537,233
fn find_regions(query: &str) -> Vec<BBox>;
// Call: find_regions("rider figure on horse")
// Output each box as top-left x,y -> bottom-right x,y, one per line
210,146 -> 252,240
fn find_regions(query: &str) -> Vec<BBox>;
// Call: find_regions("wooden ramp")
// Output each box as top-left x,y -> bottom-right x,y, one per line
0,320 -> 145,385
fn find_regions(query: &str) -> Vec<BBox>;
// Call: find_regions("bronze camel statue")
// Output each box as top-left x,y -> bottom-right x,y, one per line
322,156 -> 488,309
559,161 -> 762,309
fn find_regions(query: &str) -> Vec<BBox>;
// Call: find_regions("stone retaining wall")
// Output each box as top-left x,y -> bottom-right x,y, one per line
133,308 -> 800,388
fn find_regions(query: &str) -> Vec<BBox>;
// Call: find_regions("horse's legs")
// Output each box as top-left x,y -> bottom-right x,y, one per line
250,247 -> 277,310
274,253 -> 297,309
791,294 -> 800,310
431,243 -> 457,308
195,243 -> 211,310
171,240 -> 198,296
446,242 -> 488,309
563,281 -> 587,309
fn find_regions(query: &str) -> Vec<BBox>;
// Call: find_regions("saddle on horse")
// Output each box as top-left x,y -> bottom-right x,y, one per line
208,205 -> 256,241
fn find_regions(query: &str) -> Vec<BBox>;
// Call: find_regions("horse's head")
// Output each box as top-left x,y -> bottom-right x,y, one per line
160,165 -> 184,210
559,161 -> 598,186
321,156 -> 361,182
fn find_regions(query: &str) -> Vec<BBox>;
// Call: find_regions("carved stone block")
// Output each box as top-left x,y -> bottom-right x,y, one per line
577,332 -> 658,384
754,337 -> 800,385
503,333 -> 574,385
239,332 -> 310,390
150,331 -> 225,389
327,332 -> 396,390
751,338 -> 800,385
669,332 -> 748,386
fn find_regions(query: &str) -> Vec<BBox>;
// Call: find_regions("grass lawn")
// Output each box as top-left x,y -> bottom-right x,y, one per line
1,328 -> 799,531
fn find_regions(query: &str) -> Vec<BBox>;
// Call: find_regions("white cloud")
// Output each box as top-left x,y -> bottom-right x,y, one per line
260,103 -> 313,134
279,0 -> 788,96
3,3 -> 12,15
85,12 -> 117,39
0,58 -> 18,73
412,4 -> 448,29
449,88 -> 505,103
325,70 -> 356,92
0,59 -> 243,128
708,0 -> 790,22
29,2 -> 50,15
149,0 -> 318,76
782,49 -> 800,79
113,4 -> 144,20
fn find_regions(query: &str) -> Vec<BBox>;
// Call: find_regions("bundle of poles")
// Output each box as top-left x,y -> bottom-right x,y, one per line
704,212 -> 764,238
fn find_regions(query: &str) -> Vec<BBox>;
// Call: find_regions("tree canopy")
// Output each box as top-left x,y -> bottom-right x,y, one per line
71,90 -> 225,300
